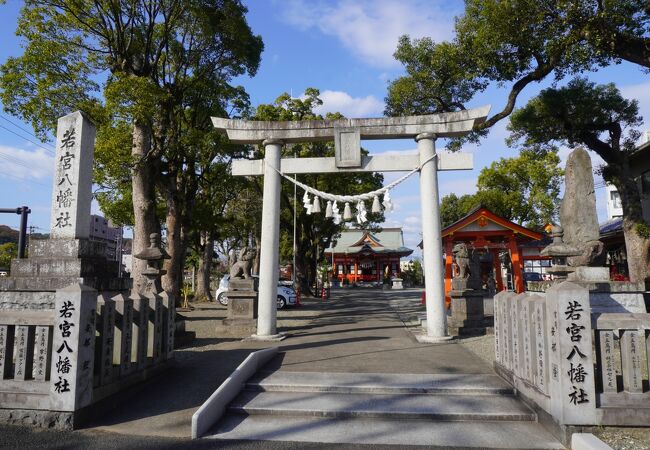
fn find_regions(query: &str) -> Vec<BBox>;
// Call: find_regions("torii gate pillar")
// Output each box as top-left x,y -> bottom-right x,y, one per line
417,133 -> 450,342
256,139 -> 283,338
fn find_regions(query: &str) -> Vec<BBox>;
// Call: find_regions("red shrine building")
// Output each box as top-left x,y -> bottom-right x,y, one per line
325,228 -> 414,284
439,206 -> 551,302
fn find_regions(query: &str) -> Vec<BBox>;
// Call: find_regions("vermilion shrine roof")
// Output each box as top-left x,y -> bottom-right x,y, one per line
442,205 -> 543,241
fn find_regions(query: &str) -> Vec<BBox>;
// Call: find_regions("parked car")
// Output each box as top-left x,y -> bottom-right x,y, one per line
523,271 -> 543,282
215,275 -> 297,309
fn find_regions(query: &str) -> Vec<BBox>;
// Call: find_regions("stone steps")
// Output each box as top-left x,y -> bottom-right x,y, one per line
209,415 -> 564,448
247,371 -> 515,395
206,371 -> 564,448
229,390 -> 537,421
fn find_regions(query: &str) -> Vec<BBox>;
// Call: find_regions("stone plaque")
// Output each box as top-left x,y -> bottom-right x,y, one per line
113,294 -> 134,376
621,329 -> 643,393
160,292 -> 175,360
598,330 -> 617,393
493,291 -> 503,364
0,325 -> 14,379
49,111 -> 96,239
500,292 -> 512,371
131,293 -> 149,370
147,295 -> 163,364
334,127 -> 361,168
532,297 -> 549,394
510,295 -> 521,377
521,296 -> 534,383
96,295 -> 116,386
14,325 -> 35,381
33,326 -> 53,381
49,284 -> 97,412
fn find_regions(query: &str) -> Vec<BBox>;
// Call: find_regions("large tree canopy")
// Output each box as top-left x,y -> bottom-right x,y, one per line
386,0 -> 650,147
0,0 -> 263,296
387,1 -> 650,281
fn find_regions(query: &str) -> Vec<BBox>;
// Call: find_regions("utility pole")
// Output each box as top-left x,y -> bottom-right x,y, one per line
0,206 -> 31,258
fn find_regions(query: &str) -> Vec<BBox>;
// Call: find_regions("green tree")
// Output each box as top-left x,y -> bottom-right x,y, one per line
440,148 -> 562,228
387,1 -> 650,140
0,243 -> 17,271
475,147 -> 563,228
0,0 -> 262,296
509,79 -> 649,282
253,89 -> 385,295
440,193 -> 478,228
386,0 -> 650,280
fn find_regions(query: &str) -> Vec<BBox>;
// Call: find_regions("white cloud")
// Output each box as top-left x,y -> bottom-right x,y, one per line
277,0 -> 458,68
314,90 -> 384,117
0,146 -> 53,181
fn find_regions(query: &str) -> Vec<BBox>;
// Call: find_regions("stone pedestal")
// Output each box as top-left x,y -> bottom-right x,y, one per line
566,267 -> 647,313
220,278 -> 258,336
391,278 -> 403,290
447,289 -> 492,336
0,238 -> 130,310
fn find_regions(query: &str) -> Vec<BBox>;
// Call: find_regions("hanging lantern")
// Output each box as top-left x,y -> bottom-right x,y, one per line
371,195 -> 382,213
343,202 -> 353,221
312,196 -> 321,213
325,201 -> 333,218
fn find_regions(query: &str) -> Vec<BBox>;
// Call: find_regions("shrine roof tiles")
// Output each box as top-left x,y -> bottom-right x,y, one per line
325,228 -> 413,256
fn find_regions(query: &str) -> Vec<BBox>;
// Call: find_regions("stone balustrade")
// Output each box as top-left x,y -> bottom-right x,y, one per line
0,284 -> 175,428
494,282 -> 650,427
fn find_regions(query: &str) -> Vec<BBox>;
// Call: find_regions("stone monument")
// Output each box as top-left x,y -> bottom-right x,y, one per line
220,247 -> 259,336
0,111 -> 130,308
447,242 -> 490,336
545,147 -> 646,313
559,147 -> 606,269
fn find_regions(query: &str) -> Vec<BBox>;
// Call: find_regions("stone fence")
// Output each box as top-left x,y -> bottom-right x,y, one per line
494,281 -> 650,428
0,284 -> 174,428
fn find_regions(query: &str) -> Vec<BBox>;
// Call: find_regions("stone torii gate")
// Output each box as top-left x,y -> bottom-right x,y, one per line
212,106 -> 490,342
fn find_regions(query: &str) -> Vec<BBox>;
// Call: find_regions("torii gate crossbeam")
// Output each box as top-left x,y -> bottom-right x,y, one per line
213,106 -> 490,342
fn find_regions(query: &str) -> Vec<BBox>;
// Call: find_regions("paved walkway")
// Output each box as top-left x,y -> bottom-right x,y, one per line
87,288 -> 493,439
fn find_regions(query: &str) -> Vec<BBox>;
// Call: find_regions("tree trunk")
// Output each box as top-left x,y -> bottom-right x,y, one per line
614,166 -> 650,284
131,120 -> 159,294
163,185 -> 183,301
196,231 -> 214,301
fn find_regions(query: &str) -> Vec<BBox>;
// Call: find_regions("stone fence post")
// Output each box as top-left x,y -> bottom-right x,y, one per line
49,284 -> 97,413
546,281 -> 597,425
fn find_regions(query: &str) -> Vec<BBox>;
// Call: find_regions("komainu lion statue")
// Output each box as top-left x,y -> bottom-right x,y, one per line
229,246 -> 257,279
452,242 -> 470,279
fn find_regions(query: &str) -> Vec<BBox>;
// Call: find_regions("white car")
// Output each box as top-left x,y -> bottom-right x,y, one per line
216,275 -> 297,309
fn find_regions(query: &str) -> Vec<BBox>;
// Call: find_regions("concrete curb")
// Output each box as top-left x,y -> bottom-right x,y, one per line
571,433 -> 613,450
191,346 -> 279,439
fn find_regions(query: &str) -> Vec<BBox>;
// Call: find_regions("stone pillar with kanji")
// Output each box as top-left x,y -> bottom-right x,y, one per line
49,284 -> 97,412
546,281 -> 597,424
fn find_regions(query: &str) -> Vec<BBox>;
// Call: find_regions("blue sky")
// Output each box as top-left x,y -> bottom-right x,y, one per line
1,0 -> 649,253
